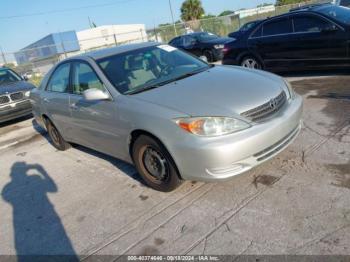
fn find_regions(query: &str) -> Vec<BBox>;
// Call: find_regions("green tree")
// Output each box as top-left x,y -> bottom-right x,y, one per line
276,0 -> 306,6
180,0 -> 205,21
219,10 -> 234,16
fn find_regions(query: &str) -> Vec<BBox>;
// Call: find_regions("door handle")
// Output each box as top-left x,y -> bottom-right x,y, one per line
43,98 -> 49,103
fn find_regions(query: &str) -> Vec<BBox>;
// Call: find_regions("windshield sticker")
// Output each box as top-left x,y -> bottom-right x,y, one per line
158,45 -> 177,52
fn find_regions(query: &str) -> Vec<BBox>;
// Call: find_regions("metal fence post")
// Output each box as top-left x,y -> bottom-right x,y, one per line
140,29 -> 145,42
113,34 -> 118,46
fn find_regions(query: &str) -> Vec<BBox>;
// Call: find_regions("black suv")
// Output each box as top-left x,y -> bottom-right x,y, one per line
169,32 -> 233,62
223,4 -> 350,71
0,67 -> 35,123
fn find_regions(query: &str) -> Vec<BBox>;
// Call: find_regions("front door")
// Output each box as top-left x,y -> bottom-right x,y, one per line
289,14 -> 348,68
68,61 -> 120,157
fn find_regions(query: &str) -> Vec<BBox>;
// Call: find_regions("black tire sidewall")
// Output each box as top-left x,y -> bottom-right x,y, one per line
132,135 -> 182,192
204,50 -> 214,63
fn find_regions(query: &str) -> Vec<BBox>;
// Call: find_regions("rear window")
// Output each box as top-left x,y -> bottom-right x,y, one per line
263,18 -> 293,36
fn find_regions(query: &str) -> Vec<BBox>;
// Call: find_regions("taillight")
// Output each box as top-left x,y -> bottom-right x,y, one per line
223,47 -> 230,54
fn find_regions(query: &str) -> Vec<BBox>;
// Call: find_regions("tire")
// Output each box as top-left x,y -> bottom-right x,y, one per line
203,50 -> 214,63
45,119 -> 71,151
240,55 -> 262,70
132,135 -> 182,192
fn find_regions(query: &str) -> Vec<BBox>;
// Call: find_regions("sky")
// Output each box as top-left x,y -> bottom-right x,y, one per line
0,0 -> 273,54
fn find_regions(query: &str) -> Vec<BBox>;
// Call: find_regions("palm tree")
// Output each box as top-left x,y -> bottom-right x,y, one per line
180,0 -> 205,22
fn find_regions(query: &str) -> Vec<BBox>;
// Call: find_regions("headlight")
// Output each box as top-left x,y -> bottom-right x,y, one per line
175,117 -> 251,137
214,44 -> 224,49
24,91 -> 31,97
284,79 -> 295,100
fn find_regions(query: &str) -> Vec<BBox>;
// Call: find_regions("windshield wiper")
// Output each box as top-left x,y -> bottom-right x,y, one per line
127,65 -> 213,95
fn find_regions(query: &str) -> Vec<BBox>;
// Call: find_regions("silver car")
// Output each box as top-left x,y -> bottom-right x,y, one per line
30,42 -> 303,192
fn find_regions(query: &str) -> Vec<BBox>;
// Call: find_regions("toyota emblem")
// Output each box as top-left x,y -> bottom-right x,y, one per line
269,98 -> 278,109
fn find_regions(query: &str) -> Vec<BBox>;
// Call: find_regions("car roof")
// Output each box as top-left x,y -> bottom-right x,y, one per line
71,42 -> 159,61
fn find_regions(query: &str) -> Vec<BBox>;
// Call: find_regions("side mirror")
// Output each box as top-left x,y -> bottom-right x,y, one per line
83,88 -> 110,101
22,75 -> 29,81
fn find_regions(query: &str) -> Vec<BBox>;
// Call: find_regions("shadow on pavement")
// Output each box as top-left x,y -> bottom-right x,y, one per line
2,162 -> 79,261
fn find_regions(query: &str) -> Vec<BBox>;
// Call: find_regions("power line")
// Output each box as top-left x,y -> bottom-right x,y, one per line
0,0 -> 140,20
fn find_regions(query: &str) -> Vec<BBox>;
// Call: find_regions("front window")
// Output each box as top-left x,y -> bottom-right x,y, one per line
293,15 -> 332,32
0,69 -> 22,85
318,5 -> 350,25
97,45 -> 210,95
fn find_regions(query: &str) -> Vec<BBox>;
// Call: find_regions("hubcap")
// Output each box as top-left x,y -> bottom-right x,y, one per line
199,55 -> 208,62
50,125 -> 60,145
242,58 -> 260,69
142,147 -> 168,181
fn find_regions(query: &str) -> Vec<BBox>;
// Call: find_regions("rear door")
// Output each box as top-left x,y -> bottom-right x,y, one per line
42,63 -> 71,138
68,61 -> 120,156
248,16 -> 294,70
290,13 -> 347,68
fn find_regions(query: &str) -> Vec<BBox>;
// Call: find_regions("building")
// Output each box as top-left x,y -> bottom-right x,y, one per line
235,5 -> 275,18
77,24 -> 147,51
14,24 -> 146,74
15,31 -> 80,65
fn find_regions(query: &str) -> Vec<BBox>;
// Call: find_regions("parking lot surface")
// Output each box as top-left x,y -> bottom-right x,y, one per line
0,76 -> 349,258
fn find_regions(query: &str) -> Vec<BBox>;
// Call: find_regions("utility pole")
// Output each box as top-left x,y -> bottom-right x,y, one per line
168,0 -> 178,36
0,46 -> 7,65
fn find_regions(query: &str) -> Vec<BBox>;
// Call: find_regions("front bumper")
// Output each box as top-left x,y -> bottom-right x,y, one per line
0,100 -> 32,123
170,94 -> 303,182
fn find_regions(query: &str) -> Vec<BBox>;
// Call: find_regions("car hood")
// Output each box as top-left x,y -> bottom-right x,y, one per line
132,65 -> 287,118
202,37 -> 233,45
0,81 -> 35,95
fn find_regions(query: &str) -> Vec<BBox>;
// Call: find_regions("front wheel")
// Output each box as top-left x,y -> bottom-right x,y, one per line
132,135 -> 182,192
241,56 -> 262,70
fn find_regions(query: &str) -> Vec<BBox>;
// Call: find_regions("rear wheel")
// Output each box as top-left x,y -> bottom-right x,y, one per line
200,50 -> 213,63
132,135 -> 182,192
241,56 -> 262,70
45,119 -> 71,151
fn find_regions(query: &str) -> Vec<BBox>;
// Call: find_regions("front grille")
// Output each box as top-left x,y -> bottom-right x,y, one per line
0,95 -> 10,105
241,91 -> 287,122
10,92 -> 24,101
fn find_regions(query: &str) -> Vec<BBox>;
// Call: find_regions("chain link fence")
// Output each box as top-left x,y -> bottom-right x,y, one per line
1,0 -> 326,86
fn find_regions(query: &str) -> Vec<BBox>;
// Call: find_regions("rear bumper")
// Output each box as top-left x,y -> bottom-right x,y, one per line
170,94 -> 303,182
212,49 -> 224,61
0,100 -> 32,123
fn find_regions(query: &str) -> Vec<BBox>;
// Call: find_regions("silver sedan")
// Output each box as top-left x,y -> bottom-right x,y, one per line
30,42 -> 303,192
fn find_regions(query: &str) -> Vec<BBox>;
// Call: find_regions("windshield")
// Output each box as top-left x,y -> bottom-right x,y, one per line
318,5 -> 350,25
97,45 -> 210,95
0,69 -> 22,85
